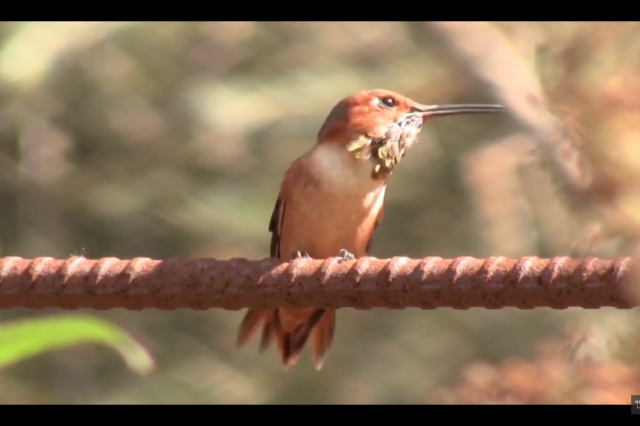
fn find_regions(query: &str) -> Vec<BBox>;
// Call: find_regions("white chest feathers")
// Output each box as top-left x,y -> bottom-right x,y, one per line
308,143 -> 385,209
309,144 -> 379,191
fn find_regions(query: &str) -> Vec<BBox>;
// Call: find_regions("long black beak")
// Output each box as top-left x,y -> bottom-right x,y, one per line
412,103 -> 505,118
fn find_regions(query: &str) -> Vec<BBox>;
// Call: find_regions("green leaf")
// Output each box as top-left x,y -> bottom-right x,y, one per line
0,315 -> 155,376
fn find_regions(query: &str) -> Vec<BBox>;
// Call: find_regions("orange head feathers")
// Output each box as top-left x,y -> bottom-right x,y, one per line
316,89 -> 505,180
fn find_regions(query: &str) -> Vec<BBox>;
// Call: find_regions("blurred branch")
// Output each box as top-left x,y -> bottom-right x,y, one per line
422,22 -> 595,203
0,256 -> 635,310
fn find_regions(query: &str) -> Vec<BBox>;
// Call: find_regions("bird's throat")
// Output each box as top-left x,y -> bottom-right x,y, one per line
346,136 -> 408,181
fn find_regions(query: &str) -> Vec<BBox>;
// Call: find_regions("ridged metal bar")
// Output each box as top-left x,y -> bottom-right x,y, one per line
0,256 -> 636,310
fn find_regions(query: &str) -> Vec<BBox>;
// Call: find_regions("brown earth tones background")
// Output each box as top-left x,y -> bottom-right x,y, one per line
1,21 -> 640,404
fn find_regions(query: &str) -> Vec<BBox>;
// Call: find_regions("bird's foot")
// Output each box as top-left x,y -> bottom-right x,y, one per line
295,251 -> 311,259
338,249 -> 356,263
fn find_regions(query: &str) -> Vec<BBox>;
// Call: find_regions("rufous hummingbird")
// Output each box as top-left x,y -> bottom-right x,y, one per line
236,89 -> 505,371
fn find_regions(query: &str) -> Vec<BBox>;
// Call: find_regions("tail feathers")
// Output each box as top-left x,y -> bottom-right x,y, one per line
236,308 -> 336,371
236,309 -> 275,353
309,310 -> 336,370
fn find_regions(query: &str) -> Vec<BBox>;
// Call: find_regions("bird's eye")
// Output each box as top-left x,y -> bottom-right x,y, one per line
379,97 -> 397,108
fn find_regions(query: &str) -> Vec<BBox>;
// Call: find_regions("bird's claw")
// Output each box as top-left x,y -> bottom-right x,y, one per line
295,251 -> 311,259
338,249 -> 356,263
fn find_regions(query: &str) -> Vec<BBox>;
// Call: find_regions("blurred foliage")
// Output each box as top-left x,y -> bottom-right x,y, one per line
0,315 -> 154,376
428,332 -> 640,404
0,21 -> 640,404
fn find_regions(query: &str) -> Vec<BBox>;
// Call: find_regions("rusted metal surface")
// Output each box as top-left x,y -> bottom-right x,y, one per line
0,256 -> 636,310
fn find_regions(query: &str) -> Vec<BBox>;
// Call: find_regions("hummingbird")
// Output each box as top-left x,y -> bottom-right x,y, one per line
236,89 -> 505,371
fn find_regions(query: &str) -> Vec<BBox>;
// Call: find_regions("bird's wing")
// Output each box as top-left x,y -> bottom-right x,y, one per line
268,196 -> 285,259
365,205 -> 384,255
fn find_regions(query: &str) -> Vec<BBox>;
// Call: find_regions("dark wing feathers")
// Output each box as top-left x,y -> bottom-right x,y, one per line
268,197 -> 284,259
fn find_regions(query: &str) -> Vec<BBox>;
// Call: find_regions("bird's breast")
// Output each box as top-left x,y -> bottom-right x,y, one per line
278,145 -> 386,259
309,143 -> 381,194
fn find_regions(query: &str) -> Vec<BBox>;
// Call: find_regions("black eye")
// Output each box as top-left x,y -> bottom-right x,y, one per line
380,97 -> 396,108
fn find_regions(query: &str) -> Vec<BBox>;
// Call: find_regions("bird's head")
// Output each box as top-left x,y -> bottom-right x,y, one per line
316,89 -> 505,179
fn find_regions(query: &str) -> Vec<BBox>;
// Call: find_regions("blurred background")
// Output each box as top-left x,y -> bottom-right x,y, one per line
1,21 -> 640,404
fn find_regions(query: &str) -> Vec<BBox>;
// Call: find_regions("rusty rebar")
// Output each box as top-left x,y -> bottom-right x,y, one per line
0,256 -> 636,310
